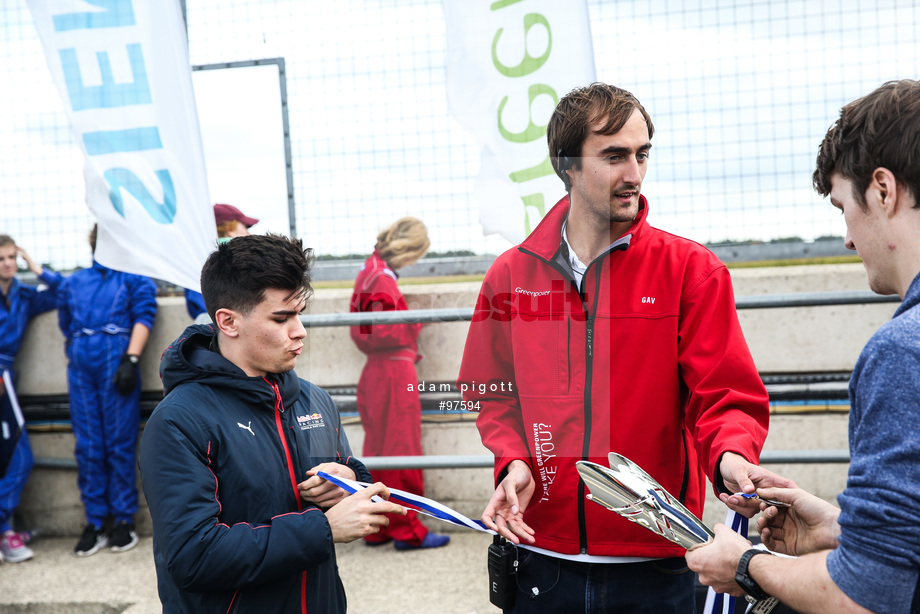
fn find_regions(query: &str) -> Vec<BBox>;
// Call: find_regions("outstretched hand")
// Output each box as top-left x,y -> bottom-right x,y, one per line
481,460 -> 536,544
719,452 -> 798,517
755,487 -> 841,557
324,482 -> 406,543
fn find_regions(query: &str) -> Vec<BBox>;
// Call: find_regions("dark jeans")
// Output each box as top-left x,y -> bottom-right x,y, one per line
507,550 -> 696,614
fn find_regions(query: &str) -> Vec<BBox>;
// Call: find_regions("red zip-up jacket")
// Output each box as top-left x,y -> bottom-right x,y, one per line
459,195 -> 769,558
350,250 -> 421,355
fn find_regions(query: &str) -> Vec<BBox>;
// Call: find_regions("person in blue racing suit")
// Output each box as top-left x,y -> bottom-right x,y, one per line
0,235 -> 62,563
57,225 -> 157,557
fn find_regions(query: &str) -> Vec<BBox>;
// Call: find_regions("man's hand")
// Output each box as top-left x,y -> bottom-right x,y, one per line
685,523 -> 752,596
324,482 -> 406,543
755,487 -> 841,557
299,462 -> 357,508
113,354 -> 139,395
719,452 -> 798,517
481,460 -> 536,544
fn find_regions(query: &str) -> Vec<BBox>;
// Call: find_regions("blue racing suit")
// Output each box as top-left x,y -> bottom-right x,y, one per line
0,268 -> 62,532
57,261 -> 157,527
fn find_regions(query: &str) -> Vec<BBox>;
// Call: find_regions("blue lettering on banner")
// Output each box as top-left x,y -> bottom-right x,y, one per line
83,127 -> 162,155
47,0 -> 179,225
52,0 -> 136,32
59,44 -> 151,111
105,168 -> 177,223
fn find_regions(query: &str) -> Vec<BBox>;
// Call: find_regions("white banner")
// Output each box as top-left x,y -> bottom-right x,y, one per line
27,0 -> 215,291
444,0 -> 596,244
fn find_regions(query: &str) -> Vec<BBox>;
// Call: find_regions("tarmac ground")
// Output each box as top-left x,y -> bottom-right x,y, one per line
0,531 -> 783,614
0,530 -> 495,614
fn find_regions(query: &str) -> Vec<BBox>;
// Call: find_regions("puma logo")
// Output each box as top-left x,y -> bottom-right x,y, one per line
237,421 -> 254,436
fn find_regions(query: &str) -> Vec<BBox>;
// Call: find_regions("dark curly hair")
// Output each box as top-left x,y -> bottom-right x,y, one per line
814,79 -> 920,210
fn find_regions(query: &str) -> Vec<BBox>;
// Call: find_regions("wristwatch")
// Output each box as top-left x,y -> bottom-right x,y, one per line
126,354 -> 140,365
735,549 -> 772,601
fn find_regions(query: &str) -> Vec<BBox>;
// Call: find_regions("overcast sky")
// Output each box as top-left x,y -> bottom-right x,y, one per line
3,0 -> 918,271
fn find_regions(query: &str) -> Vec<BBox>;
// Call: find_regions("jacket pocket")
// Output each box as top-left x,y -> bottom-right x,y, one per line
509,315 -> 571,396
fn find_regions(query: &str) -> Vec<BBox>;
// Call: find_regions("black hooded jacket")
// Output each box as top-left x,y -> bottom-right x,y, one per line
139,324 -> 370,613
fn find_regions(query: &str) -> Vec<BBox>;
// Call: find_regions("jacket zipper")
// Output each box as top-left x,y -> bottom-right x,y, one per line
268,378 -> 310,614
577,262 -> 602,553
518,242 -> 628,554
268,379 -> 303,511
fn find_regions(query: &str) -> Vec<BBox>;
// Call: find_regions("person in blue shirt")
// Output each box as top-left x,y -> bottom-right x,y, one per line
57,226 -> 157,558
0,234 -> 62,564
687,80 -> 920,614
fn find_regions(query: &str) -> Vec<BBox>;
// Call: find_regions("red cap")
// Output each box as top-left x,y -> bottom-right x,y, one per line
213,204 -> 259,228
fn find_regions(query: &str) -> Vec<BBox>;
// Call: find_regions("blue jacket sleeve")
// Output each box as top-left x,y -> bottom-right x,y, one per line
138,404 -> 336,592
26,268 -> 63,318
56,278 -> 73,340
184,289 -> 207,319
127,275 -> 158,330
826,326 -> 920,614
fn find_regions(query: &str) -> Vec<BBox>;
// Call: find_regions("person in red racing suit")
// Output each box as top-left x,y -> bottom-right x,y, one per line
350,217 -> 449,550
459,83 -> 794,613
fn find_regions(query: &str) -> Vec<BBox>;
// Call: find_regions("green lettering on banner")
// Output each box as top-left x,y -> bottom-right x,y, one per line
491,13 -> 552,78
497,83 -> 558,143
490,0 -> 526,10
510,154 -> 553,183
522,193 -> 545,235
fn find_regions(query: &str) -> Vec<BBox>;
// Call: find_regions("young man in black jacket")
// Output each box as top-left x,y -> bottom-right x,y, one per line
139,234 -> 405,613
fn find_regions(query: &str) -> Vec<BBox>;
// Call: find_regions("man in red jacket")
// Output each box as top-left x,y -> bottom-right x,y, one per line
458,83 -> 793,612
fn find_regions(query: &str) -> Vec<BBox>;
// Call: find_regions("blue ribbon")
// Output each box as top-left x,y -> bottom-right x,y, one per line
703,509 -> 749,614
317,471 -> 490,532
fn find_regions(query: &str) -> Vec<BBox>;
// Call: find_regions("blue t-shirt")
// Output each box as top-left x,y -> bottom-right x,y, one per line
827,272 -> 920,613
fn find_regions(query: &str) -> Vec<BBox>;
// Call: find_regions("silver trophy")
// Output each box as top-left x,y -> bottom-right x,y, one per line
575,452 -> 713,548
576,452 -> 778,613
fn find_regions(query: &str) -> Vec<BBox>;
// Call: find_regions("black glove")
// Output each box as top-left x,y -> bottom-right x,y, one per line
113,354 -> 139,396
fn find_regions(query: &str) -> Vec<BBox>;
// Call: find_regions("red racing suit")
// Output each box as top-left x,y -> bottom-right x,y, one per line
349,250 -> 428,544
459,195 -> 769,558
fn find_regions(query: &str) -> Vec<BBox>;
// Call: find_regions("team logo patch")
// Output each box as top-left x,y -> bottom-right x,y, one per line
297,412 -> 325,430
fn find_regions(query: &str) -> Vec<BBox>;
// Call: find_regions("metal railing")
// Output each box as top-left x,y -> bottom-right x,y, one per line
33,289 -> 897,470
302,290 -> 899,327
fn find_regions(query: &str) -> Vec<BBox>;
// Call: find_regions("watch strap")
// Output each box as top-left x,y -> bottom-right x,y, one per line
735,548 -> 771,601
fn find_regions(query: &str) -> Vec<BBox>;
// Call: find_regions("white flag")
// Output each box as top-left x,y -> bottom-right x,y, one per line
443,0 -> 596,243
26,0 -> 215,291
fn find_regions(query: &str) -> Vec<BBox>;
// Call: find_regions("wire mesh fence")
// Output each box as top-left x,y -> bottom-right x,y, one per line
2,0 -> 918,272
